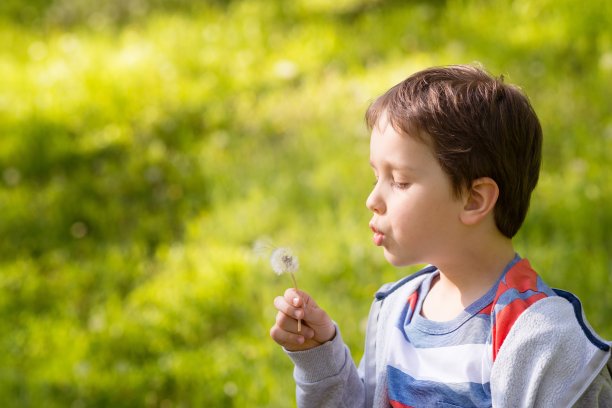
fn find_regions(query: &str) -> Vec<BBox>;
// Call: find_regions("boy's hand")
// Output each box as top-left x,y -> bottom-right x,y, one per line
270,288 -> 336,352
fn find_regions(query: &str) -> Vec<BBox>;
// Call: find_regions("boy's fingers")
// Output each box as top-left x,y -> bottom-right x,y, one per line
273,296 -> 303,320
278,289 -> 334,337
271,290 -> 335,348
283,288 -> 313,308
283,289 -> 319,318
270,315 -> 315,343
284,289 -> 301,309
270,325 -> 306,346
274,312 -> 314,338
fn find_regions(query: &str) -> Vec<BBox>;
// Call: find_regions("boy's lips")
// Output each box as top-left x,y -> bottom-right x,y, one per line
369,223 -> 385,246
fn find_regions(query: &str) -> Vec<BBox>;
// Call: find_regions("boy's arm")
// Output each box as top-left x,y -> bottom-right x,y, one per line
286,326 -> 365,408
572,358 -> 612,408
490,296 -> 612,407
271,289 -> 365,408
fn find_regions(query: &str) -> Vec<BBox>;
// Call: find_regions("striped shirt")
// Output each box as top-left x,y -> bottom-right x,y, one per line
386,257 -> 556,408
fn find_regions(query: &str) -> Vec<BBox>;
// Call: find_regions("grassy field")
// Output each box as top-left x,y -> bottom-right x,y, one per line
0,0 -> 610,406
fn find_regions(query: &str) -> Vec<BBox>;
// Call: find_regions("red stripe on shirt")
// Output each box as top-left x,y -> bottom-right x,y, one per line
407,291 -> 418,312
491,259 -> 548,360
390,399 -> 414,408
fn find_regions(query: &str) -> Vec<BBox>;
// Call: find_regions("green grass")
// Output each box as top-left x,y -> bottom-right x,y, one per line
0,0 -> 610,406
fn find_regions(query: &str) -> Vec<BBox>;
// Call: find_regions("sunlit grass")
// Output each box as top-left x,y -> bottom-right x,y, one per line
0,0 -> 610,406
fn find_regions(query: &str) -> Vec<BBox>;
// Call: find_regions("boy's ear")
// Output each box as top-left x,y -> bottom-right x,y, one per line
460,177 -> 499,226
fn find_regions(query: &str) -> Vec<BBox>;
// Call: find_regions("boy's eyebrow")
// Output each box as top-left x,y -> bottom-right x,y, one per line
369,159 -> 416,173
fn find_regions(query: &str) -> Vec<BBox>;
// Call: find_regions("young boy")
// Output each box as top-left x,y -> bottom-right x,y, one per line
270,65 -> 612,407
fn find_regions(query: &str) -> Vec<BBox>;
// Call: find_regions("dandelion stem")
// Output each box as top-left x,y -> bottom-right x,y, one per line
270,247 -> 301,333
290,272 -> 301,332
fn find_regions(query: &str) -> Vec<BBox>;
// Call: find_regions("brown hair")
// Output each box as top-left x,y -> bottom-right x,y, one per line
366,65 -> 542,238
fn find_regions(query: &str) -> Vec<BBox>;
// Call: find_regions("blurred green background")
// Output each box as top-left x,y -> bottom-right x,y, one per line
0,0 -> 610,406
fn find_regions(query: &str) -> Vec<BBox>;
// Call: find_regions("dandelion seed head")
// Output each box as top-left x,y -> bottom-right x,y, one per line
270,247 -> 299,275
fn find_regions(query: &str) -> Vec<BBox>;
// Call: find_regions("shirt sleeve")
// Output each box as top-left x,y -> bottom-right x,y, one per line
285,325 -> 366,408
490,296 -> 611,407
572,358 -> 612,408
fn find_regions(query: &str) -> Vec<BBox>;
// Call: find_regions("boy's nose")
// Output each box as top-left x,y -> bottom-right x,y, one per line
366,188 -> 386,215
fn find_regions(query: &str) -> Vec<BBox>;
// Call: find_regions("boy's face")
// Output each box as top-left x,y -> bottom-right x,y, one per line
366,113 -> 464,267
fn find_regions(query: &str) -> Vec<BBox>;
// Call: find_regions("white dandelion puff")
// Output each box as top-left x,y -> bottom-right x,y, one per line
270,247 -> 299,275
270,247 -> 301,332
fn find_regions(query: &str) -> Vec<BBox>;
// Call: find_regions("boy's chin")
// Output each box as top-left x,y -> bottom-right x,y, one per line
383,249 -> 414,268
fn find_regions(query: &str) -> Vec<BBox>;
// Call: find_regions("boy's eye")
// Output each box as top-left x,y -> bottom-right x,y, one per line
391,181 -> 410,190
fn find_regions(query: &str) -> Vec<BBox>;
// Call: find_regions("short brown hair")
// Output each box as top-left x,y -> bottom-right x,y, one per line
366,65 -> 542,238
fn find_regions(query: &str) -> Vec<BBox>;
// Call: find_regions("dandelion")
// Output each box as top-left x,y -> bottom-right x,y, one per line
270,247 -> 301,332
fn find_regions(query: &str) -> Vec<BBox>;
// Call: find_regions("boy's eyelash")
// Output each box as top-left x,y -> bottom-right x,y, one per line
371,176 -> 410,190
391,181 -> 410,190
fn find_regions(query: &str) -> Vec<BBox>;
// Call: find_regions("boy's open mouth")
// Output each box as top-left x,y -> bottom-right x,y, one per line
370,223 -> 385,246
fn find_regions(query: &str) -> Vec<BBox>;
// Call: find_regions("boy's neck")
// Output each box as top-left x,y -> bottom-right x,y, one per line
421,236 -> 516,322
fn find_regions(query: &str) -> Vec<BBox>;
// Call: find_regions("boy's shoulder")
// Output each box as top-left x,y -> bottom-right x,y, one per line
373,259 -> 610,356
490,258 -> 558,359
487,258 -> 610,359
374,264 -> 437,301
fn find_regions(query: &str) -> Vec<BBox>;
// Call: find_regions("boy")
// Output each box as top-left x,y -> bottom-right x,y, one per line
270,65 -> 612,407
